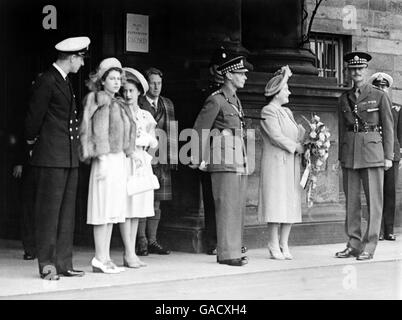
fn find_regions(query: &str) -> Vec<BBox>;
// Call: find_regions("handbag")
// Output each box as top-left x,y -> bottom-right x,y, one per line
127,153 -> 160,196
127,173 -> 160,196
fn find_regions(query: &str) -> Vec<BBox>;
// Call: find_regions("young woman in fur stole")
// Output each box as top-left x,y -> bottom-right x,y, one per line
79,58 -> 136,273
119,67 -> 158,268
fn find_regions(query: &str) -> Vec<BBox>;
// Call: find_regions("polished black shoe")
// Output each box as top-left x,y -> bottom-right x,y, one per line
356,251 -> 373,260
23,252 -> 36,260
241,246 -> 248,254
40,271 -> 60,281
207,247 -> 217,255
384,234 -> 396,241
148,241 -> 171,255
59,269 -> 85,277
335,247 -> 360,258
218,258 -> 248,266
379,234 -> 384,241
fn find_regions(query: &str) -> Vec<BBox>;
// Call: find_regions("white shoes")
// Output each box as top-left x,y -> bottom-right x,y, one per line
268,245 -> 285,260
280,246 -> 293,260
91,257 -> 125,274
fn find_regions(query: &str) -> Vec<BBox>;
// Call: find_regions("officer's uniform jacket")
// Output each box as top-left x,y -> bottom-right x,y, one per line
25,66 -> 80,168
193,85 -> 247,173
339,83 -> 394,169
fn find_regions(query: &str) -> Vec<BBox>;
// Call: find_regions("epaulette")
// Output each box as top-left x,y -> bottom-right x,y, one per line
211,89 -> 222,96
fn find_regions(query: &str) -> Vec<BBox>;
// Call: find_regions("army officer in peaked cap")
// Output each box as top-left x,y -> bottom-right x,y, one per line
336,51 -> 394,261
25,36 -> 90,280
369,72 -> 402,242
191,50 -> 250,266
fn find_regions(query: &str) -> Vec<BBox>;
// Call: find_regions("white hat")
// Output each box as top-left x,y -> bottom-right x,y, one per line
122,67 -> 149,95
369,72 -> 393,88
264,65 -> 292,97
97,57 -> 122,80
55,36 -> 90,57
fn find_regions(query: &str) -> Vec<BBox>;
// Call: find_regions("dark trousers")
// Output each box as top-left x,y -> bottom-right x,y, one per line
382,161 -> 399,235
343,167 -> 383,254
200,171 -> 217,250
21,165 -> 36,255
32,167 -> 78,274
211,172 -> 247,261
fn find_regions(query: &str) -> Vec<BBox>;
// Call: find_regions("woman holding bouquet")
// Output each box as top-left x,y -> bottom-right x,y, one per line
119,67 -> 158,268
257,66 -> 305,260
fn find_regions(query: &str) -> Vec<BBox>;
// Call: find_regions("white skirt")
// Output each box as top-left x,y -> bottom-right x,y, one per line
87,152 -> 127,225
126,150 -> 155,219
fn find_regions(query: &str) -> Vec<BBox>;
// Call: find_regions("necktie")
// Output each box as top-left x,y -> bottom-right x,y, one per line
355,88 -> 360,99
66,77 -> 74,97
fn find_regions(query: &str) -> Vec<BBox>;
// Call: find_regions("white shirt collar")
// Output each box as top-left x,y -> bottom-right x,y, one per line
52,63 -> 68,80
146,95 -> 158,108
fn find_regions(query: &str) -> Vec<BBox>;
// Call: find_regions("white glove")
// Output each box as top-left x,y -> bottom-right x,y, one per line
384,159 -> 393,171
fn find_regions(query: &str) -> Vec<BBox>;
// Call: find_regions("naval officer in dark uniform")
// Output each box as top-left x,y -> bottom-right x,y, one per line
336,52 -> 394,260
25,36 -> 90,279
369,72 -> 402,241
191,52 -> 250,266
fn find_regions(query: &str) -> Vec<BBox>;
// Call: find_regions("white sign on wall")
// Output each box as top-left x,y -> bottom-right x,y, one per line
126,13 -> 149,53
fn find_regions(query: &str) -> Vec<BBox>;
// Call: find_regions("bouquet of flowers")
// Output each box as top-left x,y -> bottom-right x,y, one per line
300,114 -> 331,207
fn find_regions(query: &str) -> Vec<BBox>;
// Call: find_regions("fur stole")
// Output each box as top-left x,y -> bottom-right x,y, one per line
79,91 -> 136,161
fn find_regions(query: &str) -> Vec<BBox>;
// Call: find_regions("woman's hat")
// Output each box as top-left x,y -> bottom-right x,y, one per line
264,65 -> 292,97
97,57 -> 122,80
85,57 -> 122,92
122,67 -> 149,95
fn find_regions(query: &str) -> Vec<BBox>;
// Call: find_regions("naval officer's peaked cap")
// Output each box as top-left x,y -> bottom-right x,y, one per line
369,72 -> 393,88
55,36 -> 91,57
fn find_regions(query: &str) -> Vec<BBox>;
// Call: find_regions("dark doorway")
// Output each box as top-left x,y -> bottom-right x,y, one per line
0,0 -> 102,241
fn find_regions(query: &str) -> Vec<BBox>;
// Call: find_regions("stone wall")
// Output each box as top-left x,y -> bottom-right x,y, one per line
307,0 -> 402,103
307,0 -> 402,227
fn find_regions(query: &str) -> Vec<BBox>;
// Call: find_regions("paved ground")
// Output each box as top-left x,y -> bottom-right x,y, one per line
10,260 -> 400,300
1,234 -> 401,300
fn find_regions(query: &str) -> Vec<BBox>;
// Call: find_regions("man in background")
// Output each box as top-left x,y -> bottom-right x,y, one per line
369,72 -> 402,241
137,67 -> 178,256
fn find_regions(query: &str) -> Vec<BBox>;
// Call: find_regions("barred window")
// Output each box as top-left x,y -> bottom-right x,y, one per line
309,33 -> 351,85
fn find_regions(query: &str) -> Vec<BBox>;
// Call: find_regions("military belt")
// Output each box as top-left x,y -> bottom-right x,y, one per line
347,124 -> 381,133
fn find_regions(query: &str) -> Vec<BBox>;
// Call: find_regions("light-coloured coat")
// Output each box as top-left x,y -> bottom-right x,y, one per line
258,103 -> 303,223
